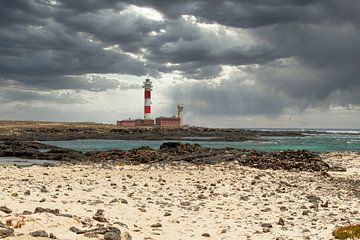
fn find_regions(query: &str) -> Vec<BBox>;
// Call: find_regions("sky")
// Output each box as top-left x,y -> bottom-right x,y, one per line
0,0 -> 359,128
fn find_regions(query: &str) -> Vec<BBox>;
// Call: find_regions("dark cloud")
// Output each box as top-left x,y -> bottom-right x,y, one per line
0,88 -> 83,104
0,0 -> 359,124
126,0 -> 326,28
170,79 -> 286,116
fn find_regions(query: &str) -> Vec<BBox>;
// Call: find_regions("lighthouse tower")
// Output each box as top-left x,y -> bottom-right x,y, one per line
143,78 -> 153,119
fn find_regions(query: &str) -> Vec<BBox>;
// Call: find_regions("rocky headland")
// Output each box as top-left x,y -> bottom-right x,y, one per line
0,121 -> 314,141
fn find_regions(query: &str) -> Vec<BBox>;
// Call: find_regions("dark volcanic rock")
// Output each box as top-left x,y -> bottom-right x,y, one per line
93,209 -> 107,222
70,227 -> 86,234
104,231 -> 121,240
0,124 -> 308,142
0,140 -> 333,173
0,140 -> 83,162
30,230 -> 48,237
34,207 -> 60,215
0,228 -> 14,238
0,206 -> 12,214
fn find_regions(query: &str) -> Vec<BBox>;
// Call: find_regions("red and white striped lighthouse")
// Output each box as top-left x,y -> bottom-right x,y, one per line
143,78 -> 153,119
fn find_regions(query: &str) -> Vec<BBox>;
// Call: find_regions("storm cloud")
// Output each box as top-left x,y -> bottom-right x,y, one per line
0,0 -> 359,126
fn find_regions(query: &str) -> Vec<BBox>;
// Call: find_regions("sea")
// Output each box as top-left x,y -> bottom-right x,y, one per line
39,128 -> 360,153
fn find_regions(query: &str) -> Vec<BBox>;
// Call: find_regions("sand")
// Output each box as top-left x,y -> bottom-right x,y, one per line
0,152 -> 359,240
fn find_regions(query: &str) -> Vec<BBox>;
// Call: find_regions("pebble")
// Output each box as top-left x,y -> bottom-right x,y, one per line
278,217 -> 285,226
261,223 -> 273,228
150,223 -> 162,228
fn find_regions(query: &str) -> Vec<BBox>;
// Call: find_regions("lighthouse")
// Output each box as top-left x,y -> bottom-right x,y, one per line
143,78 -> 153,119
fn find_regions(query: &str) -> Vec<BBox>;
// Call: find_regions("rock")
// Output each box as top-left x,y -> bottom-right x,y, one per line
138,208 -> 146,212
34,207 -> 59,215
180,201 -> 191,206
0,206 -> 12,214
93,209 -> 107,222
40,186 -> 48,193
150,223 -> 162,228
95,209 -> 105,215
24,190 -> 30,195
30,230 -> 48,237
278,217 -> 285,226
49,233 -> 57,239
261,208 -> 271,212
0,228 -> 14,238
120,232 -> 132,240
261,223 -> 273,228
120,198 -> 128,204
11,193 -> 18,197
280,206 -> 288,211
164,212 -> 171,216
104,231 -> 120,240
39,198 -> 46,203
307,194 -> 321,204
302,210 -> 311,215
321,200 -> 329,208
93,215 -> 107,222
198,194 -> 208,200
201,233 -> 211,237
69,227 -> 86,234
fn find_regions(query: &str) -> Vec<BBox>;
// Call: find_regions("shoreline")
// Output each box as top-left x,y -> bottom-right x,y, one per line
0,121 -> 321,142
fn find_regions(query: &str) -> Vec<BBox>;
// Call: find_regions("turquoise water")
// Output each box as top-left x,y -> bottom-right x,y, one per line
40,133 -> 360,153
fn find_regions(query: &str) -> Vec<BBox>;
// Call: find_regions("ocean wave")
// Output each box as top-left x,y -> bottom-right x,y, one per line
324,130 -> 360,134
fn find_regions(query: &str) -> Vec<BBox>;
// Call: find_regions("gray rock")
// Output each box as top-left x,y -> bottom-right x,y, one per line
150,223 -> 162,228
93,209 -> 107,222
307,194 -> 321,204
180,201 -> 191,206
30,230 -> 48,237
261,223 -> 273,228
278,217 -> 285,226
40,186 -> 48,193
34,207 -> 59,215
49,232 -> 57,239
280,206 -> 288,211
0,228 -> 14,238
69,226 -> 86,234
0,206 -> 12,214
197,194 -> 208,200
104,231 -> 120,240
201,233 -> 211,237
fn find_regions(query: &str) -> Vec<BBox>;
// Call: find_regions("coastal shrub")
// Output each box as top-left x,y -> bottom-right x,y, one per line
333,224 -> 360,239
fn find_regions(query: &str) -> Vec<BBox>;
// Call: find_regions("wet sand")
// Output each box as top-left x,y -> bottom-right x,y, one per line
0,152 -> 359,240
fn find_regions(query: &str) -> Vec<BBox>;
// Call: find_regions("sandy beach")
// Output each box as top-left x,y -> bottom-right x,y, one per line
0,152 -> 359,240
